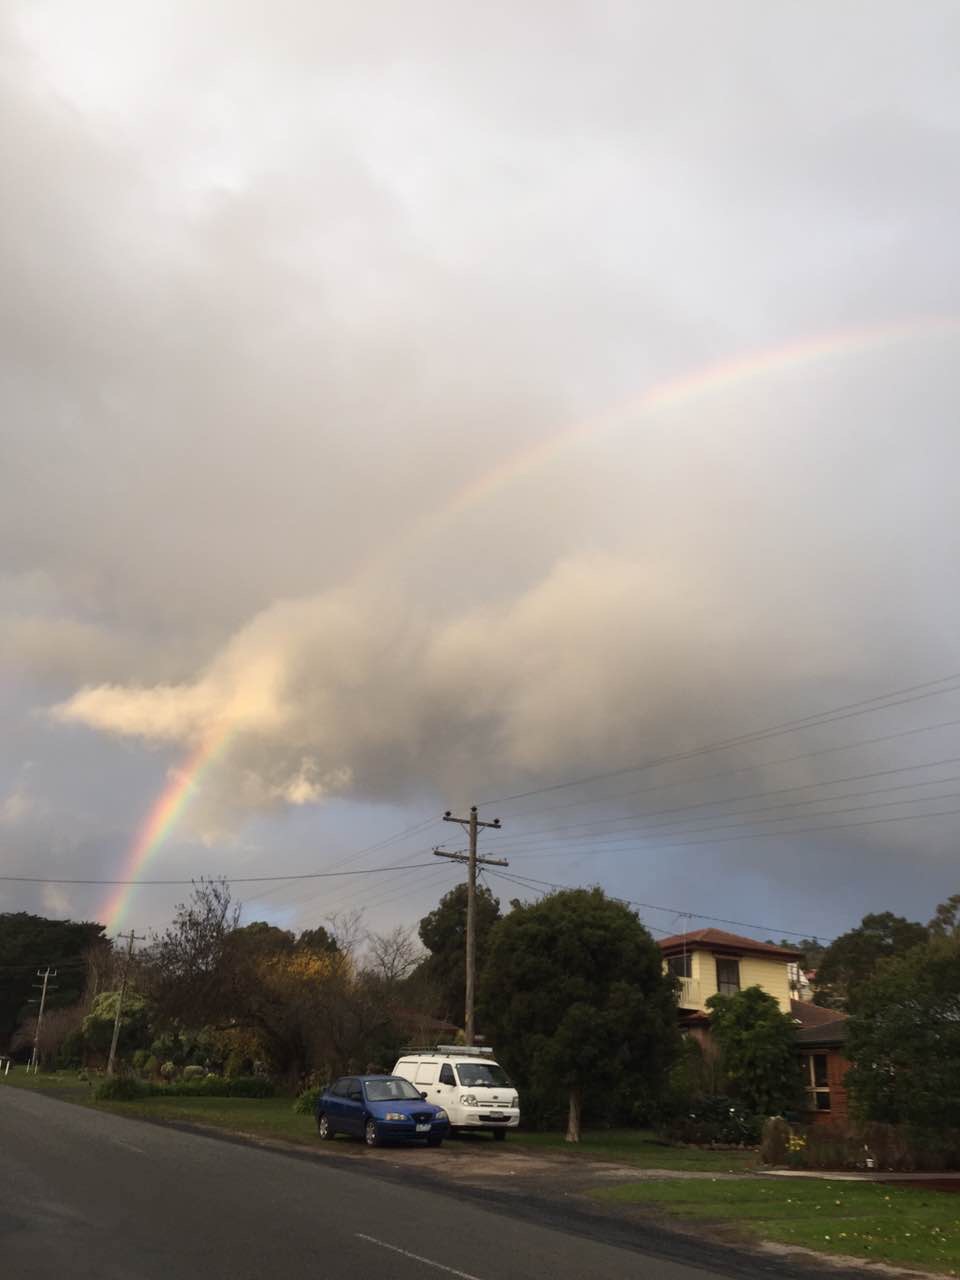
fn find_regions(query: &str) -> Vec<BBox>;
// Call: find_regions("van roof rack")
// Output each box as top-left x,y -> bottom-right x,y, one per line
402,1044 -> 495,1057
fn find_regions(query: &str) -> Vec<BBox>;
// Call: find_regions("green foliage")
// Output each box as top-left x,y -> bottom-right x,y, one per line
846,935 -> 960,1128
142,1054 -> 160,1079
95,1075 -> 153,1101
706,986 -> 804,1116
814,911 -> 928,1010
0,912 -> 106,1048
928,892 -> 960,939
479,887 -> 679,1137
94,1074 -> 274,1100
418,883 -> 501,1024
81,989 -> 150,1058
660,1095 -> 762,1146
293,1086 -> 323,1114
759,1115 -> 791,1165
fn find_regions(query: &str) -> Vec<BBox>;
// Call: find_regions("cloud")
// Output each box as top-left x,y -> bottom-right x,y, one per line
53,551 -> 851,821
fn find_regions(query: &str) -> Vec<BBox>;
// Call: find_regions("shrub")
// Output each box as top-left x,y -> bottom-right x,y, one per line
131,1050 -> 150,1070
94,1076 -> 155,1101
760,1115 -> 791,1165
162,1075 -> 274,1099
659,1095 -> 762,1146
160,1061 -> 177,1081
293,1087 -> 323,1114
142,1054 -> 160,1079
182,1064 -> 206,1082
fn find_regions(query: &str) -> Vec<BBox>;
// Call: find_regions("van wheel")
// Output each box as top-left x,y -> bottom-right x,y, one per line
493,1129 -> 507,1142
317,1113 -> 334,1140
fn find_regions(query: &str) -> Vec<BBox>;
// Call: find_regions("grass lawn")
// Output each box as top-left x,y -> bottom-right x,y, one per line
510,1128 -> 757,1173
592,1177 -> 960,1275
1,1070 -> 319,1143
3,1076 -> 754,1171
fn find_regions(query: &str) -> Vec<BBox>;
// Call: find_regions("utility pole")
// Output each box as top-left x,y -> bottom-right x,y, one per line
106,930 -> 144,1077
29,967 -> 57,1073
436,805 -> 506,1045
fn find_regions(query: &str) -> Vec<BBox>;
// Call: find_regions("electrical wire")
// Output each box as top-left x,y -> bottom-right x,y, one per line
480,671 -> 960,808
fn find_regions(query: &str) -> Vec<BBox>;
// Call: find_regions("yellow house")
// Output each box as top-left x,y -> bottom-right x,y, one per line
657,928 -> 801,1022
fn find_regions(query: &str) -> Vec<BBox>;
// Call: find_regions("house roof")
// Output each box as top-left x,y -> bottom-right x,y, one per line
791,999 -> 845,1027
794,1017 -> 849,1047
657,927 -> 803,961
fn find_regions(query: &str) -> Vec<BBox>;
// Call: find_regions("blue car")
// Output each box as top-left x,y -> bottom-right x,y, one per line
316,1074 -> 450,1147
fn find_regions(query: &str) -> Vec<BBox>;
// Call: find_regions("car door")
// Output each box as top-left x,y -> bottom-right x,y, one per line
341,1077 -> 364,1134
325,1077 -> 349,1127
435,1061 -> 456,1108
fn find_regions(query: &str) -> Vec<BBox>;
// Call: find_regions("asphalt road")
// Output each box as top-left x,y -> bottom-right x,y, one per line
1,1088 -> 842,1280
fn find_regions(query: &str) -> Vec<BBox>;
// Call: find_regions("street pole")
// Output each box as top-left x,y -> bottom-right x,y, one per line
438,805 -> 505,1045
106,930 -> 144,1077
30,967 -> 57,1073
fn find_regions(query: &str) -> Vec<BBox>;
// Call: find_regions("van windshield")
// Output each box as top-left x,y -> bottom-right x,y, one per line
456,1062 -> 512,1088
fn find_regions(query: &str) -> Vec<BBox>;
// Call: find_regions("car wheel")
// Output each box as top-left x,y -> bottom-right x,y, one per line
427,1134 -> 443,1147
317,1113 -> 335,1140
364,1118 -> 381,1148
493,1129 -> 507,1142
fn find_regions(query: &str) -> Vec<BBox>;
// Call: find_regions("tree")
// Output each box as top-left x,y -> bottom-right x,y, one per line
845,936 -> 960,1128
418,884 -> 501,1024
0,912 -> 107,1051
706,987 -> 804,1115
813,912 -> 928,1010
928,893 -> 960,939
478,888 -> 678,1142
366,926 -> 422,984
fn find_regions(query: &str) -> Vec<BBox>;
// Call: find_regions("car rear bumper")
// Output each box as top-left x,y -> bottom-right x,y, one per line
376,1120 -> 450,1140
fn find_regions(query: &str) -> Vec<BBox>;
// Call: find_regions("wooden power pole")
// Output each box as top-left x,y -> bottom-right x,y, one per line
436,805 -> 506,1045
29,967 -> 57,1073
106,930 -> 145,1077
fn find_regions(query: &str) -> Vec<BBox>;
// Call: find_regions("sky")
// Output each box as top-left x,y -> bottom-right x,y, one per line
2,1 -> 960,949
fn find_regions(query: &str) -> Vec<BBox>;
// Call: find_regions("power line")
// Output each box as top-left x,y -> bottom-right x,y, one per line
500,766 -> 960,846
480,671 -> 960,807
0,861 -> 440,887
483,868 -> 836,944
501,781 -> 960,854
508,801 -> 960,860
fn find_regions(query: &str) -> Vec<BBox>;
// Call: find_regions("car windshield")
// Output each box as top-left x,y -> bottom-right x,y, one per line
456,1062 -> 512,1088
364,1078 -> 422,1102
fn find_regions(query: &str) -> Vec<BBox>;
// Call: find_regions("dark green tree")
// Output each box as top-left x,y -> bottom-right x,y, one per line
478,888 -> 678,1141
845,936 -> 960,1128
0,912 -> 107,1051
813,912 -> 928,1010
418,883 -> 501,1025
706,986 -> 804,1116
928,893 -> 960,939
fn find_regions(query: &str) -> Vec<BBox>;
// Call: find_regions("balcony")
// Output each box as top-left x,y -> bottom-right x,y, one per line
675,976 -> 703,1009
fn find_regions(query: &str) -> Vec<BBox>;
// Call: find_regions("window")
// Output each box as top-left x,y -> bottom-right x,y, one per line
414,1063 -> 437,1085
456,1062 -> 512,1088
666,954 -> 692,979
364,1078 -> 422,1102
715,957 -> 740,996
330,1078 -> 351,1097
439,1064 -> 455,1086
804,1053 -> 831,1112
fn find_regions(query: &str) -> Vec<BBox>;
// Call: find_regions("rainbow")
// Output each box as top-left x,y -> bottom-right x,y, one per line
103,730 -> 232,932
357,314 -> 958,578
103,314 -> 957,931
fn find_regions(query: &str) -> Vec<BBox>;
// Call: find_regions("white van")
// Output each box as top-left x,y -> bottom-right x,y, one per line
392,1046 -> 520,1140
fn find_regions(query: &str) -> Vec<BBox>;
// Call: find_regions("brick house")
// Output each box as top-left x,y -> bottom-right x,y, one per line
658,928 -> 851,1122
792,1000 -> 850,1126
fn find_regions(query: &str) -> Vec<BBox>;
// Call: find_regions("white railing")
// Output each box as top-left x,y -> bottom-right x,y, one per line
676,977 -> 703,1009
